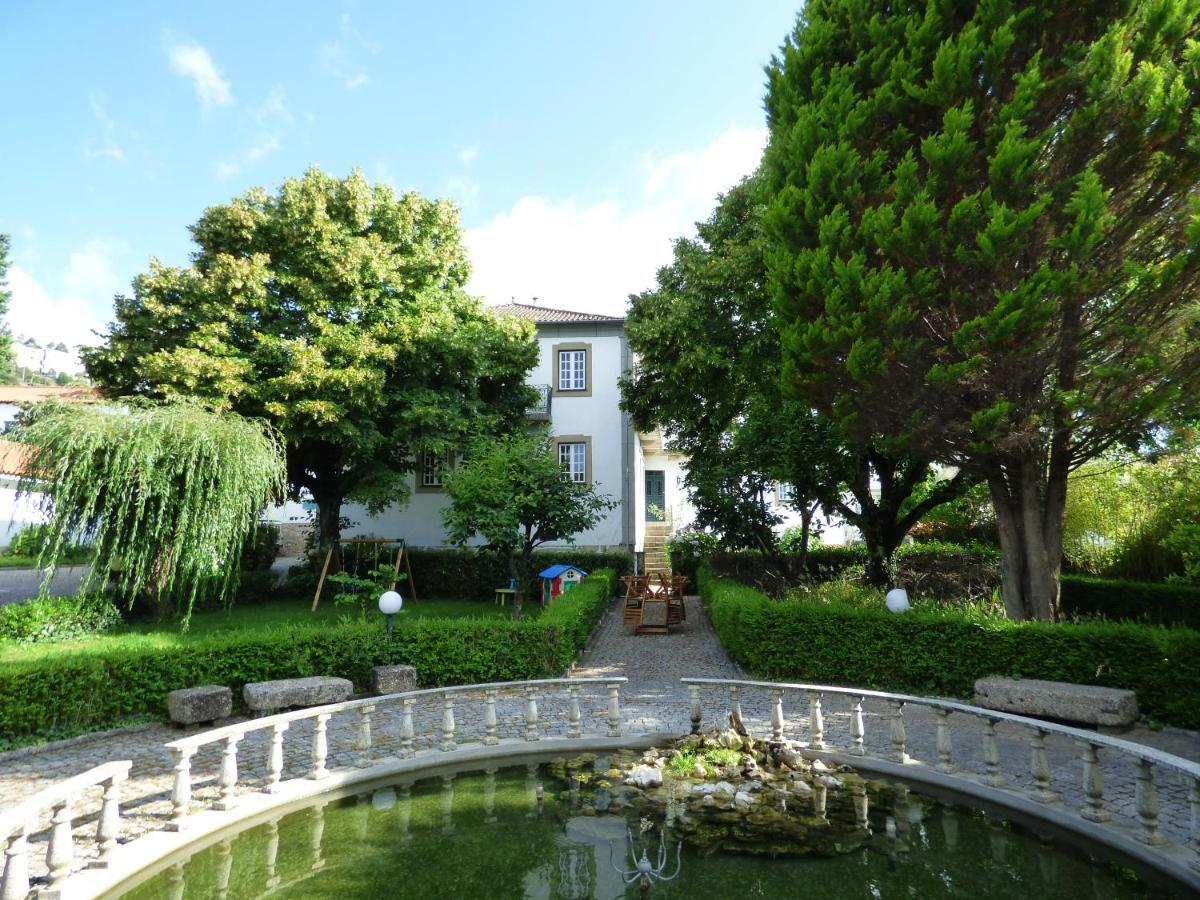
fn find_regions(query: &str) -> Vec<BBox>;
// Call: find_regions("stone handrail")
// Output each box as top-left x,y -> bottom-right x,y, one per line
160,677 -> 627,833
681,677 -> 1200,878
0,760 -> 131,900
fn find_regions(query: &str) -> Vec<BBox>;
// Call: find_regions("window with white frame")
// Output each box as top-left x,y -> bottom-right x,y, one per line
776,482 -> 796,504
558,441 -> 587,483
558,349 -> 587,391
422,449 -> 451,488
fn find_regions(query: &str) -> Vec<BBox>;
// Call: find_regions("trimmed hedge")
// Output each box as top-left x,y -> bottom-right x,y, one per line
0,570 -> 617,741
699,567 -> 1200,728
1061,575 -> 1200,629
403,549 -> 633,602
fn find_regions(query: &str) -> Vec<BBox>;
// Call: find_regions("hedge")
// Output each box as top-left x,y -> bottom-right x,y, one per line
402,548 -> 633,602
698,567 -> 1200,728
1061,575 -> 1200,629
0,570 -> 617,742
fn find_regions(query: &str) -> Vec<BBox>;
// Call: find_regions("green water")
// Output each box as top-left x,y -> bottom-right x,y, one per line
120,757 -> 1183,899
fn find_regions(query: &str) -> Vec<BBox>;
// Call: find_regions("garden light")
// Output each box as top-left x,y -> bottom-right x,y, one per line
885,588 -> 910,614
379,590 -> 404,637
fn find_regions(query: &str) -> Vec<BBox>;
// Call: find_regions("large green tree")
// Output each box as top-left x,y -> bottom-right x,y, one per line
83,168 -> 538,551
441,430 -> 617,620
16,401 -> 285,620
620,174 -> 967,585
763,0 -> 1200,619
0,234 -> 18,382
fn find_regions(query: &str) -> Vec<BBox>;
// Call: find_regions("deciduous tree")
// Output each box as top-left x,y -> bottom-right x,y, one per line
83,168 -> 538,552
763,0 -> 1200,618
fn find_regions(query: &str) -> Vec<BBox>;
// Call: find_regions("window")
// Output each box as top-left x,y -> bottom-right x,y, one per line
776,482 -> 796,504
418,449 -> 452,491
554,435 -> 591,485
552,343 -> 592,396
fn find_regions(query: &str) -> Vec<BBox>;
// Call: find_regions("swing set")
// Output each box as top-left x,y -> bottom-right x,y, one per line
311,538 -> 418,612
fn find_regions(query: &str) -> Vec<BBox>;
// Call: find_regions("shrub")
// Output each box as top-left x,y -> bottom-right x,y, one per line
0,570 -> 616,741
0,595 -> 123,644
402,549 -> 632,602
665,530 -> 720,583
1060,575 -> 1200,629
699,567 -> 1200,728
3,524 -> 92,564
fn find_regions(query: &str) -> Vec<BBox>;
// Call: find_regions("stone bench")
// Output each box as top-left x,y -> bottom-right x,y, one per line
168,685 -> 233,725
973,676 -> 1139,727
370,664 -> 417,695
243,676 -> 353,713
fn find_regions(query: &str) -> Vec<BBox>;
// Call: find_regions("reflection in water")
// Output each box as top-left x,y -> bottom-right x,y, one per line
121,756 -> 1180,900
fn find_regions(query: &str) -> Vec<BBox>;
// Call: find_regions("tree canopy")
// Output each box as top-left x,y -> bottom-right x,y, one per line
0,234 -> 18,382
441,430 -> 617,619
16,401 -> 285,620
763,0 -> 1200,618
620,174 -> 966,583
83,167 -> 538,550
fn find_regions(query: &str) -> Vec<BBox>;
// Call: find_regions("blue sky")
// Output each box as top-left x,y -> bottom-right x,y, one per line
0,2 -> 799,351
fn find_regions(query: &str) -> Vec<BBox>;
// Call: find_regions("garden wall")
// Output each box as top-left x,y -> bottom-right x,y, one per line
0,570 -> 617,743
698,568 -> 1200,728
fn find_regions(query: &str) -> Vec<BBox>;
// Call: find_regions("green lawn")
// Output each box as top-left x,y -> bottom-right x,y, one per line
0,597 -> 536,664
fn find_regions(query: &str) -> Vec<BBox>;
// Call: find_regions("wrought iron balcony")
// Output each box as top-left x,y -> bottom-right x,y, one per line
527,384 -> 552,420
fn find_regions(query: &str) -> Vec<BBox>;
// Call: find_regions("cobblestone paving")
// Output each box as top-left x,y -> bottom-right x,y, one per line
1,594 -> 1197,879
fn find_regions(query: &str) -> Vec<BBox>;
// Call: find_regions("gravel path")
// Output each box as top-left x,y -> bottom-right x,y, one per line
0,593 -> 1197,870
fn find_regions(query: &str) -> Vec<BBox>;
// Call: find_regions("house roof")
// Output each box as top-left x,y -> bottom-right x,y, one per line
0,385 -> 99,405
538,564 -> 588,579
491,302 -> 623,325
0,439 -> 33,478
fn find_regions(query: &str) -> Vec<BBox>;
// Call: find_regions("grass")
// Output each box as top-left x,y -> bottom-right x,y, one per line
0,555 -> 92,569
0,596 -> 537,664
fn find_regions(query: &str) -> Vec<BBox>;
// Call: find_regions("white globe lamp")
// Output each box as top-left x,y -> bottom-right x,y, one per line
379,590 -> 404,637
885,588 -> 910,614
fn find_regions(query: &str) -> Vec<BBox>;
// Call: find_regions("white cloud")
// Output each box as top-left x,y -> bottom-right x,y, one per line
83,94 -> 125,161
458,145 -> 480,165
319,14 -> 378,90
168,43 -> 234,109
7,266 -> 106,352
466,125 -> 765,317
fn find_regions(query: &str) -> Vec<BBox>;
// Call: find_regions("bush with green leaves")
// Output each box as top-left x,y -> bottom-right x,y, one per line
665,530 -> 721,583
1060,576 -> 1200,630
0,570 -> 616,741
3,525 -> 92,564
699,568 -> 1200,728
0,595 -> 122,644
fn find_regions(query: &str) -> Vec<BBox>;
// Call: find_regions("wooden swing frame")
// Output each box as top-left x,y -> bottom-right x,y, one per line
311,537 -> 418,611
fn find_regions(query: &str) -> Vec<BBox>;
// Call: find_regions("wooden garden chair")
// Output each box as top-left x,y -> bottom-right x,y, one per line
666,574 -> 688,626
622,575 -> 650,627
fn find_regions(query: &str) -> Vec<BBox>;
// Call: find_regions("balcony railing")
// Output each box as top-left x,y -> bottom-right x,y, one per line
527,384 -> 552,420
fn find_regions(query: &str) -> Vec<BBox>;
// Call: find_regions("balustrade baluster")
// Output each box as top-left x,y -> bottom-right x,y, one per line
808,693 -> 825,748
356,705 -> 375,768
309,802 -> 327,870
400,697 -> 416,757
1189,776 -> 1200,871
167,747 -> 195,831
770,689 -> 785,742
983,719 -> 1005,787
165,861 -> 186,900
310,713 -> 331,779
266,722 -> 288,793
1078,741 -> 1110,823
1134,759 -> 1167,846
264,817 -> 281,889
567,685 -> 581,739
849,697 -> 865,756
215,838 -> 233,900
934,708 -> 953,773
483,690 -> 499,746
1029,728 -> 1056,803
95,772 -> 123,866
1,824 -> 30,900
607,683 -> 621,737
215,734 -> 242,810
46,797 -> 75,890
525,687 -> 540,741
851,781 -> 869,831
812,781 -> 827,820
729,684 -> 742,725
689,684 -> 702,735
441,775 -> 456,834
889,701 -> 908,763
441,693 -> 457,751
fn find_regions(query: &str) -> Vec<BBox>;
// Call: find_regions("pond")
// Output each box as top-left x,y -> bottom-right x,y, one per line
115,753 -> 1185,899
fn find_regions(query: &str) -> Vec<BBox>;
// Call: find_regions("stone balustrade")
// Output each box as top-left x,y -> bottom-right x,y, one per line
160,677 -> 626,835
0,760 -> 131,900
682,677 -> 1200,883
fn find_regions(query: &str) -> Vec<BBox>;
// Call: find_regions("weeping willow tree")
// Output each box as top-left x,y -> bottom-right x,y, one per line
15,401 -> 286,620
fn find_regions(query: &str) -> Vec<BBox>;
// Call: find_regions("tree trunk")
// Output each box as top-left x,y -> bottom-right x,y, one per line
510,552 -> 526,622
313,490 -> 344,568
987,457 -> 1066,621
795,501 -> 817,573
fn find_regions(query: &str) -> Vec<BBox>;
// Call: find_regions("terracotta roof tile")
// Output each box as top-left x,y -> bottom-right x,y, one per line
490,302 -> 623,325
0,385 -> 99,404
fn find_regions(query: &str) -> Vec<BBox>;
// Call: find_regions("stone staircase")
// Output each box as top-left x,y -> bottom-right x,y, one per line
643,522 -> 672,576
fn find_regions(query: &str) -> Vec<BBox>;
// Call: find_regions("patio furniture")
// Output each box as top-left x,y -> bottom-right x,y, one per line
621,575 -> 651,627
494,587 -> 516,606
638,597 -> 669,634
666,575 -> 688,626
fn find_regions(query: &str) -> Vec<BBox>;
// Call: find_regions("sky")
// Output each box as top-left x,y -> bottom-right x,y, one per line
0,2 -> 800,352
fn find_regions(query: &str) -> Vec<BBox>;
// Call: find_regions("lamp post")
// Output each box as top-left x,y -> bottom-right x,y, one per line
379,590 -> 404,638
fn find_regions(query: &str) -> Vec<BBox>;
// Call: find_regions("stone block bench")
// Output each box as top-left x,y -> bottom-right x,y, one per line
243,676 -> 353,713
168,685 -> 232,725
973,676 -> 1139,727
370,664 -> 417,695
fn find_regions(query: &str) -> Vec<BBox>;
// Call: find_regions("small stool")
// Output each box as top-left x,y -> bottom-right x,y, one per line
494,587 -> 516,606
